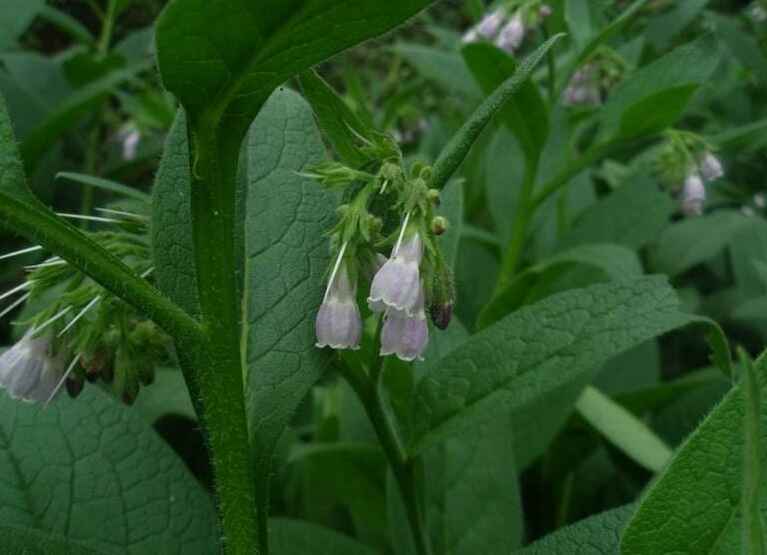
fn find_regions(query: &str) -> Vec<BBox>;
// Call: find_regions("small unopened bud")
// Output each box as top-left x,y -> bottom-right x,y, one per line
539,4 -> 552,18
368,215 -> 383,234
66,375 -> 84,398
431,216 -> 449,236
419,166 -> 433,181
429,264 -> 455,330
336,204 -> 350,218
427,189 -> 441,206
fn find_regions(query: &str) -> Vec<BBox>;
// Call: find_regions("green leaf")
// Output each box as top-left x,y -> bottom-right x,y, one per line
242,88 -> 335,523
437,178 -> 463,270
269,518 -> 377,555
575,385 -> 672,473
599,35 -> 720,140
431,34 -> 565,190
742,351 -> 766,554
297,70 -> 372,168
479,243 -> 643,329
652,211 -> 756,278
560,172 -> 673,251
621,354 -> 767,554
0,387 -> 218,554
713,13 -> 767,86
134,367 -> 197,423
151,110 -> 200,317
155,0 -> 437,137
0,525 -> 103,555
0,0 -> 45,51
409,276 -> 728,453
56,172 -> 150,203
517,505 -> 634,554
462,42 -> 549,168
393,43 -> 482,101
645,0 -> 709,50
20,62 -> 150,170
37,6 -> 95,46
565,0 -> 598,48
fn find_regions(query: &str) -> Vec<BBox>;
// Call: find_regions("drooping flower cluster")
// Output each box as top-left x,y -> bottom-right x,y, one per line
461,2 -> 551,54
0,203 -> 170,405
309,146 -> 454,363
562,65 -> 601,107
656,131 -> 725,217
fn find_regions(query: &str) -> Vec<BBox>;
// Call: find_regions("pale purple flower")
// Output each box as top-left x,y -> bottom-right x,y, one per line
0,333 -> 63,403
562,66 -> 601,106
681,173 -> 706,217
368,231 -> 423,315
380,284 -> 429,362
316,260 -> 361,351
461,28 -> 479,44
496,13 -> 525,53
477,8 -> 506,39
698,151 -> 724,182
118,125 -> 141,161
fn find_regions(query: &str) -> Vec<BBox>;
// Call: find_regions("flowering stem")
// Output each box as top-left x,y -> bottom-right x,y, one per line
339,357 -> 433,555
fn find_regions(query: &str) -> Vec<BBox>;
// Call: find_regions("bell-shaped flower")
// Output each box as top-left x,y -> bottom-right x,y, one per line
0,333 -> 63,403
698,151 -> 724,182
681,173 -> 706,217
477,8 -> 506,39
562,66 -> 601,106
380,284 -> 429,362
368,233 -> 423,315
316,263 -> 361,350
496,13 -> 525,53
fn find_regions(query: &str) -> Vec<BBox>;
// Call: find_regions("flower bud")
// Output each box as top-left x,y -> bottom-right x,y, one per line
66,374 -> 84,398
427,189 -> 441,206
540,4 -> 553,18
429,264 -> 455,330
681,173 -> 706,217
698,151 -> 724,182
431,216 -> 448,236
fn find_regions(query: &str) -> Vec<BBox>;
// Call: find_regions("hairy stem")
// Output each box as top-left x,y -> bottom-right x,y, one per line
187,122 -> 259,554
339,359 -> 433,555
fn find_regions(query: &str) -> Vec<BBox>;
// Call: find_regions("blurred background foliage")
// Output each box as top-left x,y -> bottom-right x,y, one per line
0,0 -> 766,551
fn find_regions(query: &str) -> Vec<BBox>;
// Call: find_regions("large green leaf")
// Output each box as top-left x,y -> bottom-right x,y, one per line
393,43 -> 482,101
0,525 -> 103,555
0,1 -> 45,51
155,0 -> 436,135
479,243 -> 643,328
599,35 -> 720,140
651,211 -> 755,278
517,505 -> 634,554
269,519 -> 377,554
621,353 -> 767,553
0,387 -> 218,554
560,172 -> 673,251
462,42 -> 549,169
242,88 -> 335,524
408,276 -> 728,452
151,110 -> 200,317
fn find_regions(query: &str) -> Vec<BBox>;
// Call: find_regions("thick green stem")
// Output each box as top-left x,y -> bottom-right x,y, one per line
188,122 -> 259,554
340,360 -> 433,555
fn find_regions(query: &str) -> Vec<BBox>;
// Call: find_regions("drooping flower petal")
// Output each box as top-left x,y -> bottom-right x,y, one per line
698,151 -> 724,182
316,264 -> 361,350
368,233 -> 423,315
380,285 -> 429,362
477,8 -> 506,39
496,13 -> 525,53
0,333 -> 64,403
681,173 -> 706,217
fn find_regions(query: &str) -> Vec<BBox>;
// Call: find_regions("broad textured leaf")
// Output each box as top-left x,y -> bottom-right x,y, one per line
621,353 -> 767,554
409,276 -> 728,452
560,173 -> 673,251
134,368 -> 196,424
151,110 -> 200,317
155,0 -> 436,134
479,243 -> 643,328
517,505 -> 634,554
0,525 -> 103,554
652,210 -> 755,278
243,88 -> 335,515
713,14 -> 767,86
462,42 -> 548,168
645,0 -> 710,50
298,70 -> 371,168
599,35 -> 720,139
0,388 -> 218,554
269,518 -> 377,555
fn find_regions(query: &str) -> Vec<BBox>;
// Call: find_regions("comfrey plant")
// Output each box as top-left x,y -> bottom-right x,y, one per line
657,130 -> 725,216
462,0 -> 551,54
309,145 -> 454,362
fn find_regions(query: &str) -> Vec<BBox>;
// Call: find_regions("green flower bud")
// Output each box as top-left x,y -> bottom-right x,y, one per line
429,263 -> 455,330
431,216 -> 448,236
427,189 -> 441,205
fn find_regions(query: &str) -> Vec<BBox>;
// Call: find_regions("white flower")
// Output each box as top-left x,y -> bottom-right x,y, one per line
698,151 -> 724,182
0,333 -> 64,403
368,232 -> 423,315
119,125 -> 141,161
380,283 -> 429,362
496,13 -> 525,53
681,173 -> 706,217
562,66 -> 601,106
315,262 -> 361,350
